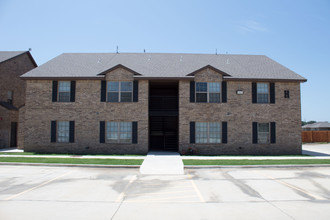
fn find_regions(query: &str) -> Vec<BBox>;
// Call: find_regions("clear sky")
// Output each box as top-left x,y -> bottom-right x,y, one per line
1,0 -> 329,122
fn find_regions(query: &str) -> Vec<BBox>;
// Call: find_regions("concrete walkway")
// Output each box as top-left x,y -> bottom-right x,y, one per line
140,151 -> 184,175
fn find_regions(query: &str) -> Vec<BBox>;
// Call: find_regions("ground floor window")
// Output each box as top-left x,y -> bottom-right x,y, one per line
106,122 -> 132,143
253,122 -> 276,144
258,123 -> 270,144
51,120 -> 74,143
57,121 -> 70,142
196,122 -> 221,143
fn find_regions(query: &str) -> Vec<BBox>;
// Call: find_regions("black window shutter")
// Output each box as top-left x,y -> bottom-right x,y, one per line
222,81 -> 227,103
132,121 -> 138,144
100,80 -> 106,102
252,82 -> 257,103
99,121 -> 105,143
190,122 -> 195,144
270,83 -> 275,104
252,122 -> 258,144
51,121 -> 57,142
70,81 -> 76,102
52,81 -> 58,102
270,122 -> 276,143
69,121 -> 75,143
222,122 -> 228,143
133,80 -> 139,102
190,81 -> 195,103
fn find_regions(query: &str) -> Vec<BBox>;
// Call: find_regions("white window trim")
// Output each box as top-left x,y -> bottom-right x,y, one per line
107,81 -> 133,102
195,122 -> 221,144
195,82 -> 221,103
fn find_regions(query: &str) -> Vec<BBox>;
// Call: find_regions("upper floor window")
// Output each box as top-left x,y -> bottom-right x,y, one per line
58,81 -> 71,102
7,91 -> 13,104
52,81 -> 75,102
196,82 -> 221,103
107,81 -> 133,102
252,82 -> 275,104
257,83 -> 269,103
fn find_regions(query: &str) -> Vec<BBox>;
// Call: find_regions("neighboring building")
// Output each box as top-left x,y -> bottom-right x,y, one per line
0,51 -> 37,148
21,53 -> 306,155
302,122 -> 330,131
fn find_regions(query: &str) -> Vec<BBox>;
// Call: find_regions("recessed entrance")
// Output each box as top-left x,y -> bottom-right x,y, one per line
149,81 -> 179,151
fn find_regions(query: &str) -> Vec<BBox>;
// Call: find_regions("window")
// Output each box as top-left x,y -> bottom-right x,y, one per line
284,90 -> 290,98
196,122 -> 221,143
7,91 -> 13,104
57,121 -> 70,142
107,81 -> 133,102
196,82 -> 220,103
258,123 -> 269,144
257,83 -> 269,103
106,122 -> 132,143
58,81 -> 71,102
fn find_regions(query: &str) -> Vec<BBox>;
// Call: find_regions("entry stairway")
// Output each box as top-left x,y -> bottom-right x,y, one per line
140,151 -> 184,175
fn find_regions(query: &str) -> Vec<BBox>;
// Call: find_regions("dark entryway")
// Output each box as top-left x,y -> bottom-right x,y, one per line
10,122 -> 17,147
149,81 -> 178,151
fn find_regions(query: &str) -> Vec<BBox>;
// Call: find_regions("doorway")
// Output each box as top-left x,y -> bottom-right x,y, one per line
10,122 -> 17,147
149,81 -> 178,151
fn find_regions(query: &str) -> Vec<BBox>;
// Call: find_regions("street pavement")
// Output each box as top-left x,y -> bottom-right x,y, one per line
0,165 -> 330,220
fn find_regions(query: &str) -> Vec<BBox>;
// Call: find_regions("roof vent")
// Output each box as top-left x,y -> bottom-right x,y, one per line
180,56 -> 183,62
226,58 -> 230,64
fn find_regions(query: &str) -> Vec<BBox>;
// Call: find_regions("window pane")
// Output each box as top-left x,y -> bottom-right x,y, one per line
120,92 -> 132,102
257,83 -> 268,93
107,122 -> 118,141
59,81 -> 70,92
196,82 -> 207,92
57,121 -> 69,142
121,82 -> 133,91
196,93 -> 207,102
209,93 -> 220,103
257,94 -> 268,103
108,92 -> 119,102
209,82 -> 220,92
59,92 -> 70,102
258,133 -> 269,144
196,122 -> 208,143
258,123 -> 269,132
108,82 -> 119,92
120,122 -> 132,132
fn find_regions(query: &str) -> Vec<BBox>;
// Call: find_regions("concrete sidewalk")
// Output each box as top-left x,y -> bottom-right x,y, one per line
140,151 -> 184,174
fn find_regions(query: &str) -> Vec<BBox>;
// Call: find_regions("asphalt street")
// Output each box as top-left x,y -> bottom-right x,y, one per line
1,165 -> 330,220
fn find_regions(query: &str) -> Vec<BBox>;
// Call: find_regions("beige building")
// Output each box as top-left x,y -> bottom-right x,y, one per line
0,51 -> 37,148
21,53 -> 306,155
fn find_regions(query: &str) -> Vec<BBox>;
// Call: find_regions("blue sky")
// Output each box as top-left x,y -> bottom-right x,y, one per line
0,0 -> 329,121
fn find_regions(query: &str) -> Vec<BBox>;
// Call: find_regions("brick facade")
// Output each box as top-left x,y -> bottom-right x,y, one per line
23,66 -> 303,155
0,52 -> 36,148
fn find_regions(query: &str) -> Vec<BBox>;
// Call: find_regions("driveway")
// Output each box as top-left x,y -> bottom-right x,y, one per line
302,143 -> 330,156
0,165 -> 330,220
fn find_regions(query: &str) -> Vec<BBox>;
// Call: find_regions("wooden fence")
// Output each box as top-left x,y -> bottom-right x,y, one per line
302,131 -> 330,143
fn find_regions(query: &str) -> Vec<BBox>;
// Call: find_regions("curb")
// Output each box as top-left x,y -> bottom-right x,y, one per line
185,164 -> 330,169
0,162 -> 140,168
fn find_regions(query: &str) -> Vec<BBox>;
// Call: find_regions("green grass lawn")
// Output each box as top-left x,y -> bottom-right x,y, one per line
183,159 -> 330,166
0,152 -> 145,156
0,157 -> 143,165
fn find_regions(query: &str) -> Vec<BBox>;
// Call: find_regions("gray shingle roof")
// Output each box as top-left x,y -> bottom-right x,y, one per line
21,53 -> 306,81
0,51 -> 26,63
302,122 -> 330,129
